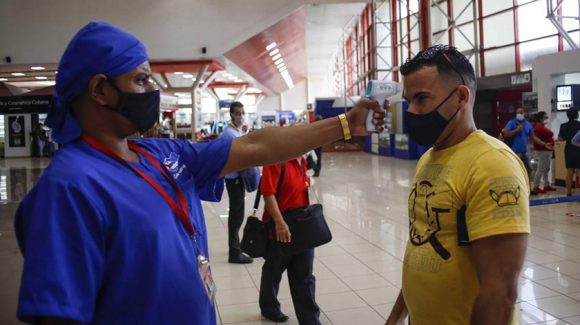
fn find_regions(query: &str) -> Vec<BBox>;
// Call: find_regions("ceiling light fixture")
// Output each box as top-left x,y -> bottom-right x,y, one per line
0,78 -> 7,81
35,76 -> 48,80
11,72 -> 25,76
276,62 -> 286,70
271,53 -> 282,61
274,58 -> 284,66
269,49 -> 280,56
183,74 -> 194,78
31,66 -> 45,70
278,66 -> 288,73
174,72 -> 184,75
266,42 -> 277,51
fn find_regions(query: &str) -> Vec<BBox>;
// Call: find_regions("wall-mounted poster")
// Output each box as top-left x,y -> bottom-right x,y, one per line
8,115 -> 25,147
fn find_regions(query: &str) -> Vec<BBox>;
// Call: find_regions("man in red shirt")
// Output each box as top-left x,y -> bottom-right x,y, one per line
532,111 -> 556,193
259,157 -> 320,324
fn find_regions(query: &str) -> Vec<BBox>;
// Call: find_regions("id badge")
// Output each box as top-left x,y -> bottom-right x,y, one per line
197,254 -> 217,305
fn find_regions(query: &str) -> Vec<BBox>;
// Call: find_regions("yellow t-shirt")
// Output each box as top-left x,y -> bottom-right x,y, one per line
402,130 -> 530,325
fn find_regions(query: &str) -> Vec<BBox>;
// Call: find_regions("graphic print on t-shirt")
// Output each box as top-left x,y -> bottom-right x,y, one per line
488,176 -> 522,218
408,179 -> 452,260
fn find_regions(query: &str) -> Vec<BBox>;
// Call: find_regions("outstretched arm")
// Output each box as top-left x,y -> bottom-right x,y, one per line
220,99 -> 384,176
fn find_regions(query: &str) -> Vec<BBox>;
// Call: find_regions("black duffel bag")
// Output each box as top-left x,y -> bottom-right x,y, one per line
240,215 -> 269,258
277,204 -> 332,256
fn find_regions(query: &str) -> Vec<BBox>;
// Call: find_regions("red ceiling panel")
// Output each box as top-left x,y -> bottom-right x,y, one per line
224,7 -> 306,94
150,59 -> 225,73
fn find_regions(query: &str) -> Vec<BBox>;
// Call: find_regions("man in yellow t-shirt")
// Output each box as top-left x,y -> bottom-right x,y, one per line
386,45 -> 529,325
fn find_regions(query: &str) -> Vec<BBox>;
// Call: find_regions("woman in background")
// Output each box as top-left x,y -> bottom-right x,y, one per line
532,111 -> 556,193
558,107 -> 580,196
259,156 -> 320,325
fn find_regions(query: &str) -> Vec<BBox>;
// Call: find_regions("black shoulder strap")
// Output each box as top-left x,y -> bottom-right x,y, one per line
252,180 -> 262,211
275,162 -> 286,199
251,162 -> 286,216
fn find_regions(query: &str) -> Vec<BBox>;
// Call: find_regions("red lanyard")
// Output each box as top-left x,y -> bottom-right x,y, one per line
81,135 -> 194,237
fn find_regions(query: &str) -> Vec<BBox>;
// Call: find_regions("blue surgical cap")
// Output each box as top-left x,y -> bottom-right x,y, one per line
46,22 -> 149,143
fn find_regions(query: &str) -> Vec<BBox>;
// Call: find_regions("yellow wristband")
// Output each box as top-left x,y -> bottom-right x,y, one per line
338,114 -> 351,140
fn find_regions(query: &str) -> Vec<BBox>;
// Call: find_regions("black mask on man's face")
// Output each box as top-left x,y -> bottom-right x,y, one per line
403,88 -> 460,147
107,81 -> 160,133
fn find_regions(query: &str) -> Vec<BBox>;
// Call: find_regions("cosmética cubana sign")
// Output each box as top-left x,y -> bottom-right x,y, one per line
0,95 -> 53,114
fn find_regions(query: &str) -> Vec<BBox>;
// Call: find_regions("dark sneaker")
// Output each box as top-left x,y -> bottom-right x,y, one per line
228,253 -> 253,264
261,311 -> 289,323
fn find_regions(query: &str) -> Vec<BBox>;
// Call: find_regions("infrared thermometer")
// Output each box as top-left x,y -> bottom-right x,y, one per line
365,80 -> 400,132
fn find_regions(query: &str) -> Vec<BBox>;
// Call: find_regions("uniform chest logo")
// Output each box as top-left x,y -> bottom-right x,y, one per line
409,180 -> 451,260
163,152 -> 180,172
163,152 -> 187,180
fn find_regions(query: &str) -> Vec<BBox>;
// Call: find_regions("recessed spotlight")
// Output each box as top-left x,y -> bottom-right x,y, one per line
0,78 -> 7,81
11,72 -> 25,76
183,74 -> 194,78
271,53 -> 282,61
174,72 -> 184,75
35,76 -> 48,80
31,66 -> 45,70
266,42 -> 277,51
269,49 -> 280,56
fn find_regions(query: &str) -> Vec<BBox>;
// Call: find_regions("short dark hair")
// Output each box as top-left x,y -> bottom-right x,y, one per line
535,111 -> 547,122
400,45 -> 476,93
567,107 -> 579,121
230,101 -> 244,114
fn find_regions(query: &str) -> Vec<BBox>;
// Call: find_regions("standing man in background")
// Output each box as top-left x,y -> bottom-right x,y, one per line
221,101 -> 252,264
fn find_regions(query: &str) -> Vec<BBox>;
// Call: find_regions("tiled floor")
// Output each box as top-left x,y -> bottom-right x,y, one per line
1,152 -> 580,324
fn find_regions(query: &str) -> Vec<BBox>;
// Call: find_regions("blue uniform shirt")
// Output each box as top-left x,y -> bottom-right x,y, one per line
220,125 -> 243,179
505,119 -> 533,153
15,137 -> 232,325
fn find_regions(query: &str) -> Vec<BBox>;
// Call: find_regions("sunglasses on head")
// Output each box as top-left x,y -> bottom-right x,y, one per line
405,44 -> 467,85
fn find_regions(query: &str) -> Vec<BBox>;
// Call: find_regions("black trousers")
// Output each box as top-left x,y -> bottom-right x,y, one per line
259,244 -> 320,325
225,178 -> 245,256
516,152 -> 532,181
314,147 -> 322,174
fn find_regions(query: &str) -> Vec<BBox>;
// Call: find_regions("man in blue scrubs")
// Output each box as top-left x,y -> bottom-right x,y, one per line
15,22 -> 385,325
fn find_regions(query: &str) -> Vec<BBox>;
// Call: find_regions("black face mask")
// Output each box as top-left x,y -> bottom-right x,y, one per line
404,88 -> 460,147
108,82 -> 160,134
